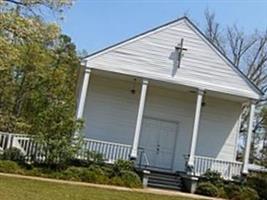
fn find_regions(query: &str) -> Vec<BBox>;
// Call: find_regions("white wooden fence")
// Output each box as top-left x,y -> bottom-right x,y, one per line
0,132 -> 132,163
194,155 -> 243,180
0,132 -> 46,162
81,138 -> 132,163
1,132 -> 243,179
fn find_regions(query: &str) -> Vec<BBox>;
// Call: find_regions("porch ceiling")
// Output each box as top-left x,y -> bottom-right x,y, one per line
92,68 -> 248,103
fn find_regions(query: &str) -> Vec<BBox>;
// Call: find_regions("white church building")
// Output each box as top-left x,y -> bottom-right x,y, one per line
76,17 -> 262,181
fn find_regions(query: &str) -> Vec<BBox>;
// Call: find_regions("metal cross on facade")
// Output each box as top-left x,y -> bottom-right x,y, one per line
175,38 -> 187,68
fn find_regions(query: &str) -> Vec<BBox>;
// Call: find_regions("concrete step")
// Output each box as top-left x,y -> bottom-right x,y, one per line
148,179 -> 182,187
148,177 -> 181,184
147,171 -> 182,191
149,174 -> 181,180
148,182 -> 181,190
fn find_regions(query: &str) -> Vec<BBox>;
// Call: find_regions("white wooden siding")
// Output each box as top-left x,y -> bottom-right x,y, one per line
85,19 -> 260,99
83,74 -> 241,171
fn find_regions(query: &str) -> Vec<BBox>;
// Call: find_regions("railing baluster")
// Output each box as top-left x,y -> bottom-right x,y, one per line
110,145 -> 114,162
1,133 -> 133,165
193,155 -> 242,180
106,144 -> 110,161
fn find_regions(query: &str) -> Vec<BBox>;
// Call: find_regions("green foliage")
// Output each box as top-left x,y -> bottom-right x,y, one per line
1,0 -> 73,16
110,176 -> 125,186
222,184 -> 259,200
59,167 -> 83,181
80,167 -> 109,184
2,147 -> 24,162
0,160 -> 22,173
223,183 -> 242,199
237,187 -> 259,200
247,175 -> 267,200
85,151 -> 105,166
200,169 -> 223,186
0,0 -> 81,167
0,159 -> 142,188
28,34 -> 82,166
120,170 -> 142,188
217,186 -> 227,199
197,178 -> 260,200
196,182 -> 219,197
112,160 -> 134,176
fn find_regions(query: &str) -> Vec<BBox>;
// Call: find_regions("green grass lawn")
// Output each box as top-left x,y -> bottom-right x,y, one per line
0,175 -> 201,200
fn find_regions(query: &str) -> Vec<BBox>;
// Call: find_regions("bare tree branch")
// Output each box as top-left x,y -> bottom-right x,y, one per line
204,9 -> 226,55
227,26 -> 257,67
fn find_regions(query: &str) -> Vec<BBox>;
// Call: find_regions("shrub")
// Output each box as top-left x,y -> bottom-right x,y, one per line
120,170 -> 142,188
223,183 -> 242,199
81,169 -> 97,182
0,148 -> 3,157
2,147 -> 24,162
85,151 -> 105,166
0,160 -> 22,173
217,186 -> 227,199
247,175 -> 267,200
81,169 -> 99,183
196,182 -> 219,197
0,156 -> 142,188
112,160 -> 134,176
60,167 -> 83,181
110,176 -> 124,186
201,169 -> 223,186
80,166 -> 109,184
87,165 -> 105,175
100,165 -> 113,177
24,167 -> 43,177
235,187 -> 259,200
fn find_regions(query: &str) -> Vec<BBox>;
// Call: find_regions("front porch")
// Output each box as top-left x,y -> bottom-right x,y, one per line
0,132 -> 242,180
1,66 -> 255,181
81,138 -> 243,180
77,68 -> 252,178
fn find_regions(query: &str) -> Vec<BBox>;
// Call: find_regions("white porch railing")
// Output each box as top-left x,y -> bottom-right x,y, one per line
194,155 -> 243,180
81,138 -> 132,163
0,132 -> 33,153
0,132 -> 45,162
0,132 -> 132,163
1,132 -> 243,179
0,132 -> 11,150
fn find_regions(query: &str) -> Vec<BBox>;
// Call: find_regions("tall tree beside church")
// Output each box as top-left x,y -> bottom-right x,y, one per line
0,0 -> 82,164
203,9 -> 267,165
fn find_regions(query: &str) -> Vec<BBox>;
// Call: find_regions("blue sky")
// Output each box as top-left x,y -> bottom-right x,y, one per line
60,0 -> 267,53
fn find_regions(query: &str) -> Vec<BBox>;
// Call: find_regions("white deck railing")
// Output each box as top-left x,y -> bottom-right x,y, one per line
81,138 -> 132,163
0,132 -> 45,162
1,132 -> 243,179
194,155 -> 243,180
0,132 -> 11,150
0,132 -> 132,163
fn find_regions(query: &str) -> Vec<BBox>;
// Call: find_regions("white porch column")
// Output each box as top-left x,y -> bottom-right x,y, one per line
75,66 -> 91,137
130,79 -> 149,159
242,101 -> 256,174
188,89 -> 204,167
77,67 -> 91,119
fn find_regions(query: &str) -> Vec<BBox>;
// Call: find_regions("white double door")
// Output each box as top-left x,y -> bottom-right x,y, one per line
139,117 -> 178,170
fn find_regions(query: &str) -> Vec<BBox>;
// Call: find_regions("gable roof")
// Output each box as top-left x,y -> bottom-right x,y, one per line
184,18 -> 263,97
83,17 -> 186,59
83,17 -> 263,99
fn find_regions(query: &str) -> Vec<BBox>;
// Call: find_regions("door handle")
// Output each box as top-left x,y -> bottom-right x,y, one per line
156,145 -> 160,154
